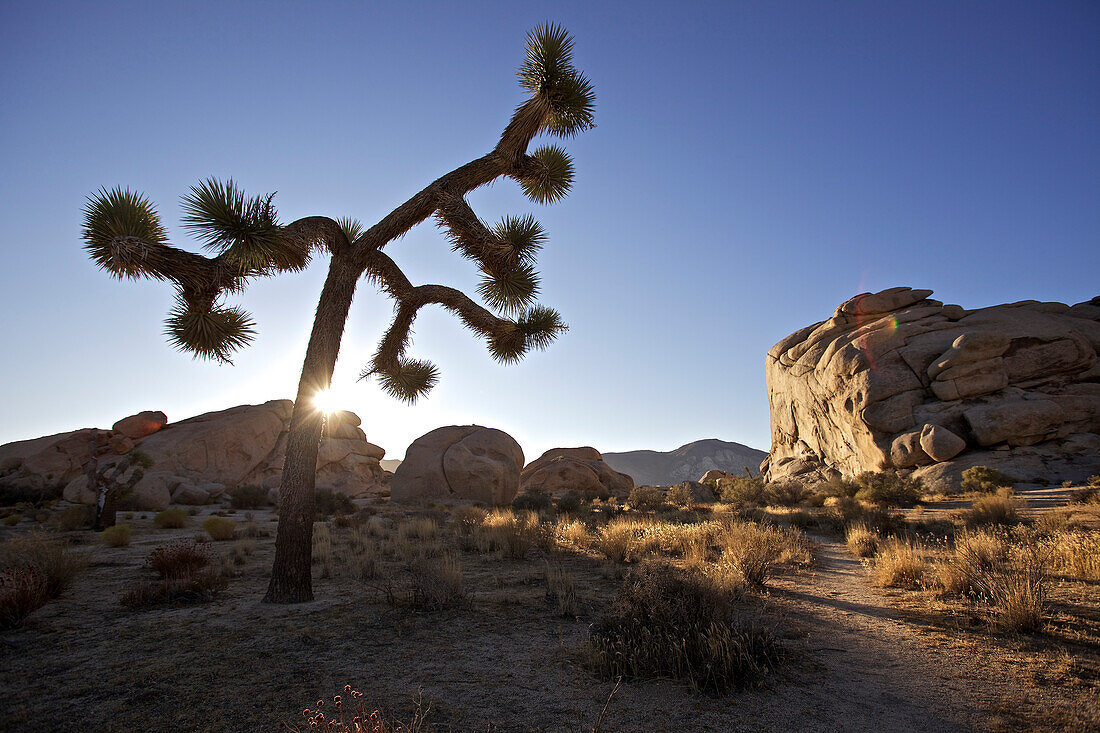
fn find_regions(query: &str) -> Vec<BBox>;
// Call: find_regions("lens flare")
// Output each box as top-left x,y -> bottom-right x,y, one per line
313,388 -> 342,414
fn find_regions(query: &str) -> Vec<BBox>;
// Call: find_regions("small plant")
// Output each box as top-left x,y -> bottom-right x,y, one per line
869,538 -> 926,589
0,531 -> 88,600
1090,474 -> 1100,488
853,472 -> 922,507
55,505 -> 93,531
764,482 -> 808,507
585,562 -> 777,692
594,517 -> 653,563
960,466 -> 1015,493
2,514 -> 20,527
717,522 -> 806,586
230,538 -> 256,566
845,523 -> 878,558
475,509 -> 541,559
961,493 -> 1020,527
229,484 -> 269,509
315,488 -> 355,518
153,508 -> 190,529
665,483 -> 694,509
556,490 -> 583,514
0,564 -> 48,629
124,539 -> 225,609
202,516 -> 236,541
545,560 -> 579,617
147,539 -> 214,578
101,524 -> 132,547
404,554 -> 464,610
285,685 -> 431,733
512,489 -> 553,513
627,485 -> 664,511
554,517 -> 591,550
127,449 -> 155,469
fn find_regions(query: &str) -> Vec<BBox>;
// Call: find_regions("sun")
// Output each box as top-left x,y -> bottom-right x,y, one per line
313,388 -> 343,415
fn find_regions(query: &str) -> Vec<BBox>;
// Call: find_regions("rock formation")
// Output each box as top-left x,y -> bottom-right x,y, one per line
763,287 -> 1100,491
602,439 -> 766,486
520,447 -> 634,498
0,401 -> 388,509
390,426 -> 523,506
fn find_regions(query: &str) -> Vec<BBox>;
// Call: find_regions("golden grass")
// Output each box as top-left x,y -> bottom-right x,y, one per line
101,524 -> 132,547
869,537 -> 926,589
845,523 -> 878,558
201,517 -> 236,541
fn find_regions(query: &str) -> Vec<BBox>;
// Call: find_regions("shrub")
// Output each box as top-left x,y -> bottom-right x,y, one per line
823,475 -> 861,498
845,523 -> 878,558
594,517 -> 656,563
960,466 -> 1015,494
450,505 -> 486,551
56,505 -> 93,531
716,522 -> 808,586
585,562 -> 777,692
853,472 -> 923,507
961,494 -> 1019,527
229,484 -> 269,509
202,517 -> 237,541
0,531 -> 87,599
2,514 -> 21,526
101,524 -> 132,547
718,476 -> 766,506
555,491 -> 582,514
120,566 -> 226,609
1070,486 -> 1100,505
627,485 -> 664,511
1043,530 -> 1100,581
958,538 -> 1048,632
545,561 -> 579,617
405,554 -> 464,610
127,449 -> 155,469
512,490 -> 553,513
475,510 -> 540,559
0,564 -> 48,629
286,686 -> 430,733
764,482 -> 808,507
869,538 -> 926,589
666,483 -> 694,509
315,488 -> 355,518
1090,474 -> 1100,488
153,508 -> 190,529
554,517 -> 591,550
147,540 -> 214,578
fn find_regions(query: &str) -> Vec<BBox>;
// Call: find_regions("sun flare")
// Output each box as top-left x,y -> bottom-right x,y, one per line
312,388 -> 343,415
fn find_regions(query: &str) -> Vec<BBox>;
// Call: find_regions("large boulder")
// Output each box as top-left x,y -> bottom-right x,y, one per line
520,447 -> 635,499
112,410 -> 168,440
2,400 -> 389,506
390,426 -> 524,505
764,288 -> 1100,491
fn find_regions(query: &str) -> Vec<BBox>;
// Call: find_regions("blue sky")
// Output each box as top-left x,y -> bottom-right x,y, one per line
1,1 -> 1097,461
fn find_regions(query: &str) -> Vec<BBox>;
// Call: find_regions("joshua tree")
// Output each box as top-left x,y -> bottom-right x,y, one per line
80,24 -> 595,602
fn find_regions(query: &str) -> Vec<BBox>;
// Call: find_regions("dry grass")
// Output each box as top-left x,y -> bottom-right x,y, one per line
202,516 -> 237,541
845,523 -> 878,558
1043,530 -> 1100,581
594,517 -> 655,563
869,538 -> 926,589
153,508 -> 190,529
475,510 -> 540,559
124,539 -> 227,609
313,522 -> 334,578
961,492 -> 1019,527
404,554 -> 464,611
0,531 -> 88,600
544,560 -> 579,617
101,524 -> 132,547
716,521 -> 809,586
0,564 -> 47,628
285,685 -> 431,732
553,517 -> 591,550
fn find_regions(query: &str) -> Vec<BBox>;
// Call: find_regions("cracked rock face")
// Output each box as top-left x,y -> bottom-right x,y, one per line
762,287 -> 1100,491
390,425 -> 524,506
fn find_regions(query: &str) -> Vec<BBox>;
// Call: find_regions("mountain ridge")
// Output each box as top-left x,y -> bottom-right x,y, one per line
601,439 -> 767,486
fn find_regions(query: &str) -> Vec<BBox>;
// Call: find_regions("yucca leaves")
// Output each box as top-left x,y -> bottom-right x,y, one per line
520,145 -> 574,204
516,305 -> 567,351
374,358 -> 440,403
493,215 -> 546,264
477,262 -> 540,314
82,188 -> 169,279
181,178 -> 309,273
337,217 -> 365,246
164,295 -> 256,364
518,23 -> 595,138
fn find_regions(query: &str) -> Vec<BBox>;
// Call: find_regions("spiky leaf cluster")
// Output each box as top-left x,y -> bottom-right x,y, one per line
164,295 -> 256,364
520,146 -> 574,204
492,215 -> 546,264
518,23 -> 596,138
374,358 -> 440,403
337,217 -> 364,246
486,306 -> 567,364
181,178 -> 308,273
82,188 -> 169,279
477,262 -> 540,314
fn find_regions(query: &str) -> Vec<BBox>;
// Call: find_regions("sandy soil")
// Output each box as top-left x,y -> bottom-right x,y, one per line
0,508 -> 1096,732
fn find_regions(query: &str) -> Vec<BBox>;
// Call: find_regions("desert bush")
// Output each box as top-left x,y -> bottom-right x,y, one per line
315,488 -> 355,518
342,530 -> 379,580
313,523 -> 334,576
202,516 -> 236,541
0,531 -> 87,600
229,538 -> 256,566
450,505 -> 486,551
545,560 -> 579,617
554,517 -> 591,550
0,564 -> 48,629
585,562 -> 777,692
962,493 -> 1020,527
869,538 -> 926,589
764,482 -> 808,507
1070,486 -> 1100,505
2,514 -> 21,526
934,530 -> 1009,597
960,466 -> 1015,494
627,485 -> 664,511
55,505 -> 93,531
1089,474 -> 1100,488
555,490 -> 583,514
120,566 -> 226,609
718,476 -> 766,506
853,472 -> 923,507
716,522 -> 808,586
475,510 -> 541,559
845,523 -> 878,558
229,484 -> 268,509
512,489 -> 554,513
405,554 -> 464,610
960,538 -> 1047,632
153,507 -> 190,529
594,517 -> 658,563
824,475 -> 861,498
666,483 -> 694,509
126,449 -> 155,469
148,539 -> 214,578
101,524 -> 132,547
286,685 -> 430,733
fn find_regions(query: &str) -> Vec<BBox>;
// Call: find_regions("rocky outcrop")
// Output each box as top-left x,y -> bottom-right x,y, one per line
111,411 -> 167,440
764,287 -> 1100,491
602,440 -> 767,486
1,401 -> 388,507
520,447 -> 634,499
390,426 -> 523,506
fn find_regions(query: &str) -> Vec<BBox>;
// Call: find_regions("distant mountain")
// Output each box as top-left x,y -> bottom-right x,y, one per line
602,439 -> 767,486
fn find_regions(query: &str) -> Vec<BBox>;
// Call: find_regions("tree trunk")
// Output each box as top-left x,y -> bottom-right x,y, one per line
264,254 -> 361,603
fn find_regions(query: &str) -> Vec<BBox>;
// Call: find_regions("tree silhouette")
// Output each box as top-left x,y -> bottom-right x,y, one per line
81,24 -> 595,602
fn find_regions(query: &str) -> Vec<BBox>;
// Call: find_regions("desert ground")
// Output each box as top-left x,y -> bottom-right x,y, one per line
1,478 -> 1098,732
